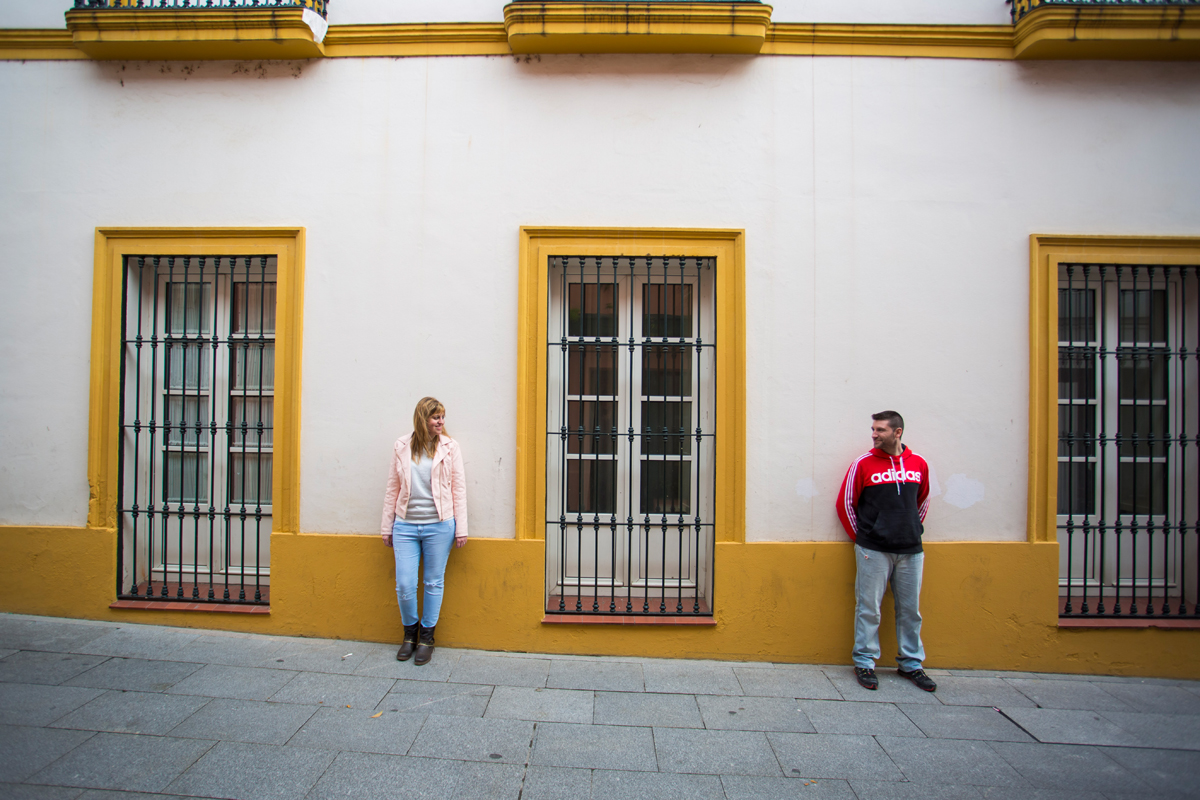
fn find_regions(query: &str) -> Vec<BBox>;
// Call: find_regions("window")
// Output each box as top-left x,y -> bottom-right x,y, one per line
545,256 -> 716,616
119,254 -> 277,604
1057,262 -> 1200,617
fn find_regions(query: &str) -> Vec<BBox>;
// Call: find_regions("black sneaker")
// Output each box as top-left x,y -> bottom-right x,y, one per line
854,667 -> 878,690
898,668 -> 937,692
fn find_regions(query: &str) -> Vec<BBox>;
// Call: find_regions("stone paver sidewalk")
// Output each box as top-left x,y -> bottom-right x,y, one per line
0,613 -> 1197,799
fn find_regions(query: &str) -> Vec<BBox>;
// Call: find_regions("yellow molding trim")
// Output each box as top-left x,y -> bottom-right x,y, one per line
1027,234 -> 1200,545
0,29 -> 87,60
1015,6 -> 1200,60
516,226 -> 746,544
764,23 -> 1014,59
88,227 -> 306,534
323,22 -> 509,57
65,7 -> 325,60
504,2 -> 773,54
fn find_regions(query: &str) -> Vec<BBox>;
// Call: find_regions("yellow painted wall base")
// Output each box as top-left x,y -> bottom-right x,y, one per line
1,526 -> 1197,678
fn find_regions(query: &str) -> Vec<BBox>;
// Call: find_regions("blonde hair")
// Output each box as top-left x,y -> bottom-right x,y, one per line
411,396 -> 447,461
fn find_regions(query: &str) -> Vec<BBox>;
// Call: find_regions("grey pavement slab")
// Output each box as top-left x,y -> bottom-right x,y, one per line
1099,709 -> 1200,750
734,667 -> 843,700
28,732 -> 214,793
654,727 -> 783,776
407,713 -> 534,764
168,697 -> 316,745
1094,681 -> 1200,715
356,647 -> 463,682
0,684 -> 105,726
850,781 -> 986,799
519,765 -> 592,800
165,663 -> 299,701
165,740 -> 336,800
532,721 -> 658,771
696,695 -> 816,732
165,633 -> 289,668
450,653 -> 551,688
721,775 -> 858,799
484,686 -> 594,723
0,724 -> 94,783
822,670 -> 941,704
266,670 -> 394,709
999,707 -> 1142,747
376,680 -> 492,717
988,741 -> 1153,794
1101,745 -> 1200,796
898,704 -> 1034,742
62,658 -> 202,693
1003,678 -> 1136,712
594,691 -> 702,728
254,640 -> 372,675
976,789 -> 1108,800
930,676 -> 1038,708
286,705 -> 425,755
0,652 -> 110,687
876,736 -> 1030,788
74,627 -> 202,661
591,768 -> 726,800
547,658 -> 645,692
76,792 -> 227,800
767,732 -> 905,782
0,619 -> 111,654
0,784 -> 85,800
49,690 -> 209,736
642,660 -> 741,695
799,699 -> 924,738
307,750 -> 524,800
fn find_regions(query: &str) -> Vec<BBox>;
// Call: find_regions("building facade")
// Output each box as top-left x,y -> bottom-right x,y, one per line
1,0 -> 1199,677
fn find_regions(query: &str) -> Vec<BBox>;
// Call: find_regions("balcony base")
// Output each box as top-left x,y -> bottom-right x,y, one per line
66,7 -> 326,61
1015,6 -> 1200,60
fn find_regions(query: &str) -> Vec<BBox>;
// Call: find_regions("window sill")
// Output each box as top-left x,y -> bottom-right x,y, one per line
543,613 -> 715,625
1059,615 -> 1200,629
110,599 -> 269,614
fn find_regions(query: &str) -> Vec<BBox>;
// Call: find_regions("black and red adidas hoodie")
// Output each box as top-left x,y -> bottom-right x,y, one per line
836,445 -> 930,555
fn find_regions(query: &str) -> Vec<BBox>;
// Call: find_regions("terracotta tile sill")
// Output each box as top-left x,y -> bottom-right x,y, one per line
110,599 -> 269,614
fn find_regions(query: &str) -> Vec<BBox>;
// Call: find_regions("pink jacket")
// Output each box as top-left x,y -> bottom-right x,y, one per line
381,433 -> 468,539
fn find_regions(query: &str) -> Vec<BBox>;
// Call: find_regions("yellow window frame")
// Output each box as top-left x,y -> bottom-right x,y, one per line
88,227 -> 305,536
515,226 -> 746,543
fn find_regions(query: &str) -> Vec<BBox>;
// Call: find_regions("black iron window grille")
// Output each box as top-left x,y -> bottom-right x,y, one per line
546,256 -> 716,617
117,255 -> 276,605
1058,263 -> 1200,618
72,0 -> 328,17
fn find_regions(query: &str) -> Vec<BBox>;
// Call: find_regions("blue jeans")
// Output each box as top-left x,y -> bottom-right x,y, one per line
852,544 -> 925,672
392,517 -> 456,628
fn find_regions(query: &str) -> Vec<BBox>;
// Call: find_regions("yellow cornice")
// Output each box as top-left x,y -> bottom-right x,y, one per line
1014,6 -> 1200,60
504,2 -> 773,54
764,23 -> 1014,59
65,7 -> 325,61
1,8 -> 1197,62
0,29 -> 86,60
322,23 -> 509,57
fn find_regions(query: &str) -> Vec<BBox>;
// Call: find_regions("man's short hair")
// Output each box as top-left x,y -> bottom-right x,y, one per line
872,410 -> 904,431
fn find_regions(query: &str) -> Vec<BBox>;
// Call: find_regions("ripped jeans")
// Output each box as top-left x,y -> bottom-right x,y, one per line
852,544 -> 926,672
392,517 -> 456,629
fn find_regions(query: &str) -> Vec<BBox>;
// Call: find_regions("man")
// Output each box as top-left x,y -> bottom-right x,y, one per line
835,410 -> 936,692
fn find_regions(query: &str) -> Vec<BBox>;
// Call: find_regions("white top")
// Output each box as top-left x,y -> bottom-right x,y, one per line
405,453 -> 440,523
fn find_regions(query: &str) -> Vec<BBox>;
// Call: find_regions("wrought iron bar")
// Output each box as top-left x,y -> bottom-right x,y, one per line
73,0 -> 328,18
1012,0 -> 1200,24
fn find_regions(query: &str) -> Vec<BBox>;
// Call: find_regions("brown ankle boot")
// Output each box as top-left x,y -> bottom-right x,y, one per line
395,623 -> 420,661
413,624 -> 435,666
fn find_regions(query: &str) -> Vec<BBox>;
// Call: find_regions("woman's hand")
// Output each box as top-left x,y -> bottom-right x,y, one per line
454,535 -> 467,549
382,533 -> 393,547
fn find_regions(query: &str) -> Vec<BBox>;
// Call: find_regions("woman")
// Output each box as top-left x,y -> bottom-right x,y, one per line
381,397 -> 468,665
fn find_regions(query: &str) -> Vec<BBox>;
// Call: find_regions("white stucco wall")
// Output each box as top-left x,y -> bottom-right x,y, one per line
1,55 -> 1198,541
0,0 -> 1015,29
